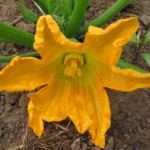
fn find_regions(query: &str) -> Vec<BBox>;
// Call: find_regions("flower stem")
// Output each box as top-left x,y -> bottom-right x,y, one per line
0,52 -> 39,62
65,0 -> 89,38
79,0 -> 131,35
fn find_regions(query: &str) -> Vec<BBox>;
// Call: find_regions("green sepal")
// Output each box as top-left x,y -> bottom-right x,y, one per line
19,3 -> 38,23
0,22 -> 34,47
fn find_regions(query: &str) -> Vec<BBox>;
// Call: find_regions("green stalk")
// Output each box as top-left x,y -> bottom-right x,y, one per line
65,0 -> 89,38
79,0 -> 131,34
0,52 -> 40,62
0,22 -> 34,47
117,60 -> 147,73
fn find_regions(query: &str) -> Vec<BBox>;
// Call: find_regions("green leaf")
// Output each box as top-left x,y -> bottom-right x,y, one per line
19,3 -> 38,23
33,0 -> 50,14
117,59 -> 147,73
0,22 -> 34,47
42,0 -> 53,14
53,0 -> 73,19
130,34 -> 138,44
142,53 -> 150,66
143,31 -> 150,45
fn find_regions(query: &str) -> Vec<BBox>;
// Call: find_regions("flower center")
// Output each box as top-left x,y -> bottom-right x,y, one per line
64,53 -> 84,77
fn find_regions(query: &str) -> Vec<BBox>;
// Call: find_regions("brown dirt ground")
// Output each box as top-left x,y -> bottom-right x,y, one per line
0,0 -> 150,150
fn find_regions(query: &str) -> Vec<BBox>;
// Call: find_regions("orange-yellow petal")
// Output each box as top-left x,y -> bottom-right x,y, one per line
67,69 -> 110,148
88,88 -> 110,148
83,70 -> 110,148
28,101 -> 44,137
28,68 -> 68,137
102,66 -> 150,91
34,15 -> 82,60
68,77 -> 93,134
83,18 -> 139,66
0,56 -> 52,92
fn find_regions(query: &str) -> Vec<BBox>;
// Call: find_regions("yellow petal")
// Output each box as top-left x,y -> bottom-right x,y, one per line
83,18 -> 139,66
0,56 -> 52,92
34,15 -> 82,60
88,88 -> 110,148
68,77 -> 93,134
28,68 -> 68,137
84,70 -> 110,148
102,66 -> 150,91
67,69 -> 110,148
28,101 -> 44,137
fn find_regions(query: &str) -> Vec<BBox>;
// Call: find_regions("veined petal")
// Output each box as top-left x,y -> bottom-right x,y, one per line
34,15 -> 82,60
67,69 -> 110,148
102,66 -> 150,91
88,88 -> 110,148
83,18 -> 139,66
68,77 -> 93,134
0,56 -> 52,92
83,69 -> 110,148
28,68 -> 68,137
28,101 -> 44,137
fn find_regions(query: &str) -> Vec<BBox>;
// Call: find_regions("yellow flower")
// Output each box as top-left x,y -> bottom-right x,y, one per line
0,15 -> 150,148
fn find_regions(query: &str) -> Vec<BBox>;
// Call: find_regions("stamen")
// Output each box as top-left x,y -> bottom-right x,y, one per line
64,53 -> 84,77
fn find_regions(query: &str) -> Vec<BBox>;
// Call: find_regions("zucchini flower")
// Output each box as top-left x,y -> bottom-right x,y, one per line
0,15 -> 150,148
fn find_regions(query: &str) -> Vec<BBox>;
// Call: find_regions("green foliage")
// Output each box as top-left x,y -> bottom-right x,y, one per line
34,0 -> 74,16
0,22 -> 34,47
117,60 -> 147,73
142,53 -> 150,67
130,31 -> 150,47
130,34 -> 139,44
33,0 -> 49,14
130,31 -> 150,67
143,31 -> 150,45
33,0 -> 74,32
50,0 -> 74,32
19,3 -> 38,23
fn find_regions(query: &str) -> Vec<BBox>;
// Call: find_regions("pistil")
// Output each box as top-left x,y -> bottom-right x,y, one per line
64,53 -> 84,77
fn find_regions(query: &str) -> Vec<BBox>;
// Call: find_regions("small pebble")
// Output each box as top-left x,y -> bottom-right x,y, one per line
146,118 -> 150,124
94,146 -> 101,150
127,118 -> 132,122
15,22 -> 35,33
19,93 -> 28,108
105,136 -> 114,150
124,134 -> 130,140
82,142 -> 88,150
128,128 -> 132,133
5,92 -> 20,105
62,135 -> 67,140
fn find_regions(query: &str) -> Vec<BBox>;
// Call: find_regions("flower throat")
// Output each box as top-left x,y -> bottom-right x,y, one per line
64,53 -> 84,77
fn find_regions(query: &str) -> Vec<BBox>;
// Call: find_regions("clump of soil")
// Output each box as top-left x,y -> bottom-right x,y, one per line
0,0 -> 150,150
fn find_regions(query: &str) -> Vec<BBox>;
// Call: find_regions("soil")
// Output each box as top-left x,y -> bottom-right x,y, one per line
0,0 -> 150,150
